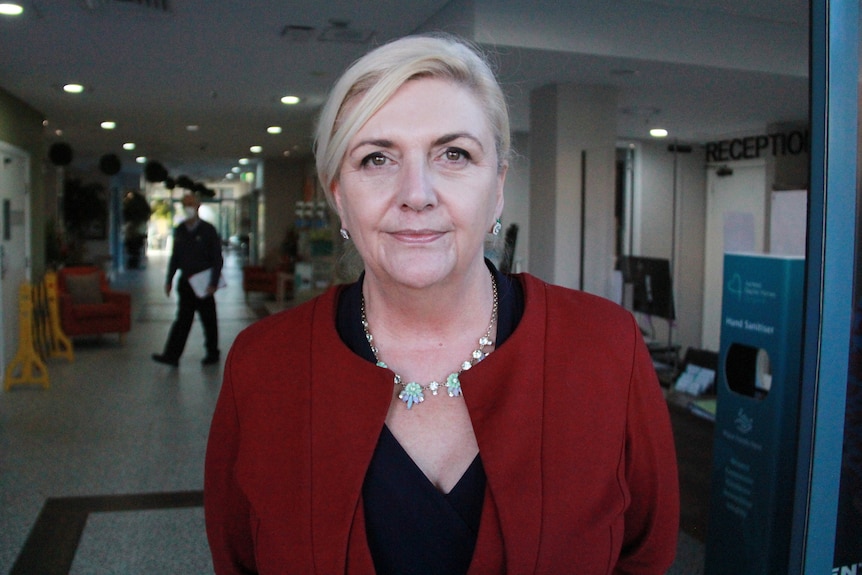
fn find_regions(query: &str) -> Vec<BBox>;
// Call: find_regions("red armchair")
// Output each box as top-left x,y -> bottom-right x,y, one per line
242,265 -> 278,297
56,266 -> 131,341
243,257 -> 294,301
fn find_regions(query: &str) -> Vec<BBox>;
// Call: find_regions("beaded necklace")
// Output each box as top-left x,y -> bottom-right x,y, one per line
360,275 -> 498,409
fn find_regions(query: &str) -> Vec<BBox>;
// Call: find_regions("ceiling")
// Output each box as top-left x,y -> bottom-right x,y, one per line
0,0 -> 810,184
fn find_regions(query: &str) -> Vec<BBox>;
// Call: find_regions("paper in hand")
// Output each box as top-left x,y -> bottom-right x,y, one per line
188,268 -> 226,298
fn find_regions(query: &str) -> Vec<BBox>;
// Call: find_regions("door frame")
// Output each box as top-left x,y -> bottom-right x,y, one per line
0,140 -> 32,373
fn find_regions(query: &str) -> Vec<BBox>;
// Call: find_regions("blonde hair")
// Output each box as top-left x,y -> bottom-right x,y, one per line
314,34 -> 510,207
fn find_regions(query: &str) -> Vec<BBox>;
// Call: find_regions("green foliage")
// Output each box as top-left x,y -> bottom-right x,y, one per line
63,178 -> 106,234
150,198 -> 173,221
44,218 -> 64,268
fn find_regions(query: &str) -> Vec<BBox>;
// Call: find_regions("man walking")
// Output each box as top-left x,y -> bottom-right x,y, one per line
153,193 -> 223,366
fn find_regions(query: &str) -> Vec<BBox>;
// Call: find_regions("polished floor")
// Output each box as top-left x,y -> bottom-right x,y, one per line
0,250 -> 706,574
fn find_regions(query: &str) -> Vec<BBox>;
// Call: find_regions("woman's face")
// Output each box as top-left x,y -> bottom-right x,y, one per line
332,77 -> 506,290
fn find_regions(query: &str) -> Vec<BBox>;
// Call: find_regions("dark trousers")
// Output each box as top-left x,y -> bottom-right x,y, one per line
162,278 -> 219,360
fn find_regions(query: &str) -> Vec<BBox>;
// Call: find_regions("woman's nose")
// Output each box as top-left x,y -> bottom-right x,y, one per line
397,155 -> 437,211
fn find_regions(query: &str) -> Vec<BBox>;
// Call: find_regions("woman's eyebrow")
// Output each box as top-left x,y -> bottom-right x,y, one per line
434,132 -> 484,150
349,138 -> 394,155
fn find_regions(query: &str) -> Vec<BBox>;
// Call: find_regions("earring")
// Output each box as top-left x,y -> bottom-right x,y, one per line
491,219 -> 502,236
340,228 -> 351,240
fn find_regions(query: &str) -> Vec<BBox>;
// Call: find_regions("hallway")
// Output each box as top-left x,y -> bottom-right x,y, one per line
0,251 -> 705,573
1,251 -> 259,573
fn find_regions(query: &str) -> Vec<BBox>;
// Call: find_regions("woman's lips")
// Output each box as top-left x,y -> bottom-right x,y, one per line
389,229 -> 445,243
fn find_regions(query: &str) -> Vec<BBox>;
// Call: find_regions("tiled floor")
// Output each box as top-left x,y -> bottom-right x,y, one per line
1,250 -> 258,574
0,250 -> 704,574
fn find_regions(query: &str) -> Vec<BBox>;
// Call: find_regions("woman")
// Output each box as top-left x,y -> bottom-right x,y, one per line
205,34 -> 679,574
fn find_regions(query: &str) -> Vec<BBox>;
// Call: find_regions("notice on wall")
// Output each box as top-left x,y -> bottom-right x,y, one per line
770,190 -> 807,257
723,211 -> 756,253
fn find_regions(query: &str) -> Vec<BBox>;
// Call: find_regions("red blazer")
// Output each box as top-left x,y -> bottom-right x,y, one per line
205,273 -> 679,574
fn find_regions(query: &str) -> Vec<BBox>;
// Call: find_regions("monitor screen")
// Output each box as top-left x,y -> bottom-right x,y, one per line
617,256 -> 676,320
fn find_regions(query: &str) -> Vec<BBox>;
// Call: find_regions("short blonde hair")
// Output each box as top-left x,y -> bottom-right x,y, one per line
314,34 -> 510,206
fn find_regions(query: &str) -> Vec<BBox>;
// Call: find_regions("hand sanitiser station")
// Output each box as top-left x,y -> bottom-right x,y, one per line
705,253 -> 805,575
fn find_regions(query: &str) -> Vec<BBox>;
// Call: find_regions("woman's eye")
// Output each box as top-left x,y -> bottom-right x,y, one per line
444,148 -> 470,163
361,152 -> 387,167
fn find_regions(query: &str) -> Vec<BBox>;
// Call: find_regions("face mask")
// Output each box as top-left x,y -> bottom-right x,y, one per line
183,207 -> 197,219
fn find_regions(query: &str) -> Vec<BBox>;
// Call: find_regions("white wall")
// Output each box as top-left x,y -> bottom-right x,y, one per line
632,141 -> 707,354
261,158 -> 310,266
528,84 -> 617,296
501,131 -> 531,272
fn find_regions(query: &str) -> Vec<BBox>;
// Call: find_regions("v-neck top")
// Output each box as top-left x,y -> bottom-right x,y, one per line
335,263 -> 523,575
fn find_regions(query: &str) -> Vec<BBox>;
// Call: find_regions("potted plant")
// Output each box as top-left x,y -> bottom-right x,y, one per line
62,178 -> 107,264
122,191 -> 151,268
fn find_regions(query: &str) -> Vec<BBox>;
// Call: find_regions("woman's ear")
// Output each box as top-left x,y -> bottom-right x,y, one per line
330,179 -> 345,220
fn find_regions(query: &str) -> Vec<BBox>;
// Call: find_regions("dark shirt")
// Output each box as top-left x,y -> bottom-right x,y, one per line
167,218 -> 223,288
336,262 -> 523,575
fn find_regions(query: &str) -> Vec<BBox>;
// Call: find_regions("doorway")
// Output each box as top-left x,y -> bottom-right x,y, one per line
0,141 -> 32,373
701,161 -> 766,351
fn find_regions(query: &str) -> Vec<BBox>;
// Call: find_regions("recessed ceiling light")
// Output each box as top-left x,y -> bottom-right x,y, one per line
650,128 -> 668,138
63,84 -> 85,94
267,126 -> 282,134
123,142 -> 136,151
231,167 -> 240,173
136,156 -> 147,164
280,95 -> 301,105
238,158 -> 249,165
186,125 -> 199,132
250,145 -> 262,153
0,3 -> 24,16
101,121 -> 116,130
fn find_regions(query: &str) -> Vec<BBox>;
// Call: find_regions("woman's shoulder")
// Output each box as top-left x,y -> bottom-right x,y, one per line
512,272 -> 641,352
516,273 -> 633,320
231,288 -> 338,356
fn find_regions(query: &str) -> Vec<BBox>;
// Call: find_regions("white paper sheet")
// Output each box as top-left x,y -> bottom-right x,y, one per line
188,268 -> 226,298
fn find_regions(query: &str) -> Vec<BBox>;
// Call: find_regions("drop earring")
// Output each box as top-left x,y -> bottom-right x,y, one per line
491,219 -> 502,236
340,228 -> 351,240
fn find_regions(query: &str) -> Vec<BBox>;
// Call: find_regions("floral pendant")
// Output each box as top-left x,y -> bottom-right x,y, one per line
399,381 -> 425,409
446,373 -> 462,397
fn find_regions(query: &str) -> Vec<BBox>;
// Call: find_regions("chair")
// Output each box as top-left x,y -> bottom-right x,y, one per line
56,266 -> 131,342
242,265 -> 278,298
243,256 -> 294,301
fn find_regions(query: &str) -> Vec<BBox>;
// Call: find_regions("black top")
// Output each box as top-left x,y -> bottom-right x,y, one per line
336,263 -> 523,575
167,218 -> 223,288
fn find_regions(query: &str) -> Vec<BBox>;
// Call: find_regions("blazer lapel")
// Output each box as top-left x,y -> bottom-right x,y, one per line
464,275 -> 546,573
307,292 -> 393,574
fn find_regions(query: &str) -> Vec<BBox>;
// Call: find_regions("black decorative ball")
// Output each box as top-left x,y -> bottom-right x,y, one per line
99,154 -> 122,175
144,161 -> 168,183
176,175 -> 194,190
49,142 -> 73,166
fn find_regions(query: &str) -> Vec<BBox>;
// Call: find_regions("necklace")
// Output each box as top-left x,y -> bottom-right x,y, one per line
361,274 -> 499,410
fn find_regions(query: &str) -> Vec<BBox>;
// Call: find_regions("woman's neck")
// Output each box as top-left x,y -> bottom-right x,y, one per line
361,265 -> 494,343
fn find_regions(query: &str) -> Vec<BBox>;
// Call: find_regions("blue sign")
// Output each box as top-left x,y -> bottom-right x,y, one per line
705,253 -> 805,575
